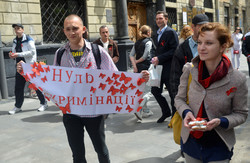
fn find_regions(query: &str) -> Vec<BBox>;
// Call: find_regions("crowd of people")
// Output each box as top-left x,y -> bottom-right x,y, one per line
9,10 -> 249,163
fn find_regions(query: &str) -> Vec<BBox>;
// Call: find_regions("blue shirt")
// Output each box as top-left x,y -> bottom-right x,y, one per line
157,25 -> 168,42
189,37 -> 198,58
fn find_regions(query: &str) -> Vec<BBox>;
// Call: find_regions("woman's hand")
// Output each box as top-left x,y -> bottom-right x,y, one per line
184,111 -> 196,129
133,66 -> 138,73
17,60 -> 24,73
204,118 -> 221,131
141,70 -> 149,82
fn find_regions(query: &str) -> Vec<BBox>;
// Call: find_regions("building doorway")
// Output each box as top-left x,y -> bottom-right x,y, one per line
127,2 -> 147,42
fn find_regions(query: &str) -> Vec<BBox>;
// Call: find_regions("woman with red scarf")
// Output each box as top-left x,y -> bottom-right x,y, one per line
175,23 -> 248,163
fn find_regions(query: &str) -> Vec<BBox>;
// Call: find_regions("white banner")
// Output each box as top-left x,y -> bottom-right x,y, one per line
22,63 -> 146,115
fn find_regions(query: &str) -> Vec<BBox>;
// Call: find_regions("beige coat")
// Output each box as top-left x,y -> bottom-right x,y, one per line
175,56 -> 248,150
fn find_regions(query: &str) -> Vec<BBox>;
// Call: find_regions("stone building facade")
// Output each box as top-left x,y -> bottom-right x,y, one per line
0,0 -> 249,98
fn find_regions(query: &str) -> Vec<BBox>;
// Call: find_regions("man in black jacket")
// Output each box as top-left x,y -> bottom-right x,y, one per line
169,14 -> 209,105
242,27 -> 250,76
151,11 -> 179,123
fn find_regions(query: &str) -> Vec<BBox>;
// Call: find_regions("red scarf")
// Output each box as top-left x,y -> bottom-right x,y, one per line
190,54 -> 230,139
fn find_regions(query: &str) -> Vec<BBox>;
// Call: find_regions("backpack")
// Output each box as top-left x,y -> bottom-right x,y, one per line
57,43 -> 101,69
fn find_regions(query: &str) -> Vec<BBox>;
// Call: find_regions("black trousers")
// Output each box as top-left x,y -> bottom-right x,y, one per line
63,114 -> 110,163
151,72 -> 176,116
15,72 -> 45,108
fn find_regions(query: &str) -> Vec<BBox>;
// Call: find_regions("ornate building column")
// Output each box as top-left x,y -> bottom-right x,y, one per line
156,0 -> 165,12
115,0 -> 131,43
115,0 -> 133,71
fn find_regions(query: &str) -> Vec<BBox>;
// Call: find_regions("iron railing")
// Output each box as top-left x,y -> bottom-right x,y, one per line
40,0 -> 86,43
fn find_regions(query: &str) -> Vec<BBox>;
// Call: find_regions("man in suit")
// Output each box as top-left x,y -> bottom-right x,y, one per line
151,11 -> 179,123
169,14 -> 209,114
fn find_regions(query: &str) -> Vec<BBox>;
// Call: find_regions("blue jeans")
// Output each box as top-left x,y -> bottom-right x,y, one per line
63,114 -> 110,163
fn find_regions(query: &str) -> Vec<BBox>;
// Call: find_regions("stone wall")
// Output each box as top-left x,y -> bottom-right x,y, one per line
86,0 -> 117,41
0,0 -> 42,46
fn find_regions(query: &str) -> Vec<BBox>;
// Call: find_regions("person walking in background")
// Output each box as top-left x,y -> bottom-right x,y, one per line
178,25 -> 193,44
175,22 -> 248,163
231,27 -> 243,70
8,23 -> 48,115
242,27 -> 250,76
93,26 -> 119,64
170,14 -> 209,109
129,25 -> 154,120
151,11 -> 179,123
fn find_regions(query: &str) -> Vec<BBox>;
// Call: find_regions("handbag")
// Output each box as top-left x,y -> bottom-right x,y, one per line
234,50 -> 239,54
168,71 -> 192,145
147,64 -> 163,88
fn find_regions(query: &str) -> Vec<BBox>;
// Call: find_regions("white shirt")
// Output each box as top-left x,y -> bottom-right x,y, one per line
100,39 -> 109,52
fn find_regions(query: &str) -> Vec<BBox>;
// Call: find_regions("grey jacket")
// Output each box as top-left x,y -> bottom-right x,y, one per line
175,56 -> 248,150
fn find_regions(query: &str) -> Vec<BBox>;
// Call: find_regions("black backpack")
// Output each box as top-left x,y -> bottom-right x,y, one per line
56,43 -> 101,69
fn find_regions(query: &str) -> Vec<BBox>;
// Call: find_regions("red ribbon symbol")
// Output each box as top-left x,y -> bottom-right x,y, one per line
125,105 -> 133,113
41,76 -> 47,83
23,74 -> 30,82
31,62 -> 38,68
98,83 -> 106,90
119,73 -> 132,84
138,98 -> 143,104
137,106 -> 142,112
90,86 -> 96,93
135,89 -> 143,96
226,87 -> 237,96
116,106 -> 122,112
112,73 -> 120,80
129,83 -> 136,90
160,40 -> 165,46
30,72 -> 36,79
59,103 -> 71,114
28,83 -> 38,91
120,84 -> 128,94
106,77 -> 113,85
85,62 -> 92,69
37,63 -> 44,72
44,66 -> 50,72
108,86 -> 120,95
99,73 -> 106,79
137,78 -> 146,86
114,80 -> 121,87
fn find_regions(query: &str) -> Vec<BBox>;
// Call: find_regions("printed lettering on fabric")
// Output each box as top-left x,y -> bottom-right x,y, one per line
21,62 -> 146,115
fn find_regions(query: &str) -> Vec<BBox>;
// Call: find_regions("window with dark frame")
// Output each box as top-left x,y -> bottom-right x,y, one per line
166,7 -> 177,28
40,0 -> 86,44
204,0 -> 213,9
224,6 -> 229,27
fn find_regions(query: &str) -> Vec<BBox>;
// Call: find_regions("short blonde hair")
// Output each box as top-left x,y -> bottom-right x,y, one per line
139,25 -> 152,39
